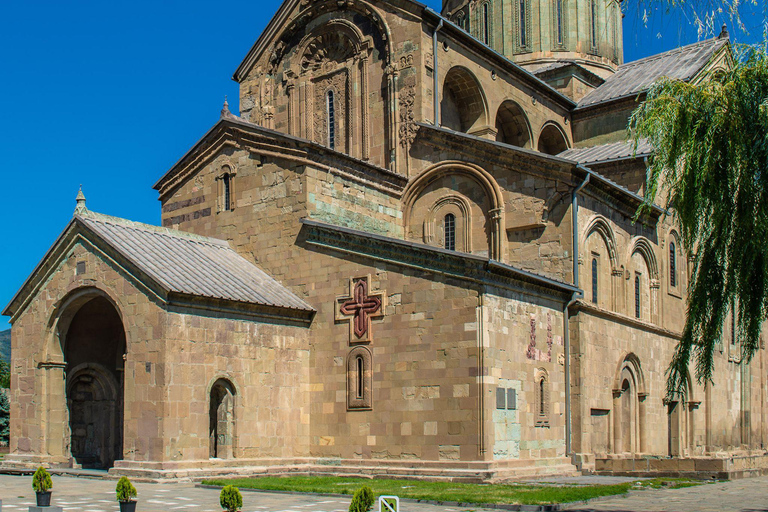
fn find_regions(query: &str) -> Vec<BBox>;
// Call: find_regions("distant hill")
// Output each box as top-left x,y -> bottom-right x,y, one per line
0,330 -> 9,363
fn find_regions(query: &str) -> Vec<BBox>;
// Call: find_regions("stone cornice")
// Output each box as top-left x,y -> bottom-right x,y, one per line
154,118 -> 408,201
301,218 -> 580,302
572,300 -> 682,340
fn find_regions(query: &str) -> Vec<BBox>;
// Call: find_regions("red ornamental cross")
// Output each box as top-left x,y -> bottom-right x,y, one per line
340,280 -> 382,339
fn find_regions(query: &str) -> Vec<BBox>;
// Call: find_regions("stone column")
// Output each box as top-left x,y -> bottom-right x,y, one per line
638,393 -> 648,454
386,63 -> 399,173
40,362 -> 69,464
359,53 -> 370,161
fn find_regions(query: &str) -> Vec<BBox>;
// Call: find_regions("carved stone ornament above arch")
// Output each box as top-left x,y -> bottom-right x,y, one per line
612,352 -> 647,398
629,236 -> 660,282
298,20 -> 373,75
581,215 -> 618,268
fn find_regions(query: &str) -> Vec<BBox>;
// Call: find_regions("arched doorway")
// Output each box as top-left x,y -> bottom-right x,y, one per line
612,354 -> 647,456
495,101 -> 532,148
63,296 -> 125,469
209,379 -> 236,459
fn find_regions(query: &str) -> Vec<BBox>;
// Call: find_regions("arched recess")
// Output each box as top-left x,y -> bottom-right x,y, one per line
60,293 -> 126,469
441,66 -> 490,134
581,216 -> 619,310
495,100 -> 532,148
612,353 -> 647,456
209,378 -> 237,459
403,161 -> 505,260
537,122 -> 570,155
628,237 -> 660,322
534,368 -> 550,427
347,346 -> 373,410
667,370 -> 696,457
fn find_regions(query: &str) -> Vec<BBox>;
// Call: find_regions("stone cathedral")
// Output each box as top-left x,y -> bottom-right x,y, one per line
4,0 -> 767,480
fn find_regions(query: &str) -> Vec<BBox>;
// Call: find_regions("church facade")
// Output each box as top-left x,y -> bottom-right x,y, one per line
4,0 -> 768,480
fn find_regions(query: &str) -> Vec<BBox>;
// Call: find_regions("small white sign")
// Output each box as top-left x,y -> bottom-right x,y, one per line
378,495 -> 399,512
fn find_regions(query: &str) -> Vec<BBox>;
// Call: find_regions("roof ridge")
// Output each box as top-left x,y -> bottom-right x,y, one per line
77,211 -> 230,248
617,36 -> 723,71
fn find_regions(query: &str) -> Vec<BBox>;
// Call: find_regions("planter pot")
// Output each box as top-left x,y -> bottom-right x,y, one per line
119,501 -> 137,512
36,491 -> 52,507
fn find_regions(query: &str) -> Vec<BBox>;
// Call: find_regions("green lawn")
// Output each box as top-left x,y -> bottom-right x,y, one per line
201,476 -> 701,506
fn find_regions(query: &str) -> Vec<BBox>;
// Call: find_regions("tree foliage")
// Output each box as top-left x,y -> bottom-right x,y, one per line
629,45 -> 768,397
349,487 -> 375,512
0,390 -> 8,446
0,360 -> 10,389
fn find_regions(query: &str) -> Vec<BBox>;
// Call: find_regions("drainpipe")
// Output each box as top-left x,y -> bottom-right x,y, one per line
565,170 -> 590,459
433,18 -> 444,127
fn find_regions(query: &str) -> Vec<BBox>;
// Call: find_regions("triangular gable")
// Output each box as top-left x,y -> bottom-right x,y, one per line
4,213 -> 315,322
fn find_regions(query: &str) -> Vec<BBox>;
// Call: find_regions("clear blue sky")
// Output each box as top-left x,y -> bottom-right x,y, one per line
0,0 -> 763,330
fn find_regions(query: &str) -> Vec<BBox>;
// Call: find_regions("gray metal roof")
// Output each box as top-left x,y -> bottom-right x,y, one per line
559,139 -> 653,165
78,212 -> 312,311
578,37 -> 728,108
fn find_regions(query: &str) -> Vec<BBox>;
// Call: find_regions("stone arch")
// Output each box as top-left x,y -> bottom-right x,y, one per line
612,353 -> 647,455
441,66 -> 490,134
537,122 -> 570,155
209,377 -> 237,459
629,237 -> 660,321
59,293 -> 126,469
495,100 -> 532,148
582,216 -> 619,309
428,195 -> 472,252
297,20 -> 366,74
403,161 -> 505,260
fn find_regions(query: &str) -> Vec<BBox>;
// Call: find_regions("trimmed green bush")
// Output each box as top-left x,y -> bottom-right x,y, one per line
116,476 -> 137,502
32,467 -> 52,493
0,390 -> 9,446
219,485 -> 242,512
348,486 -> 375,512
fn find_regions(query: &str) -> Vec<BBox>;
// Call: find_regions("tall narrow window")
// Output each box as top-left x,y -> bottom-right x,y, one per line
327,90 -> 336,150
539,378 -> 546,416
444,213 -> 456,251
223,174 -> 232,211
356,356 -> 364,399
669,242 -> 677,288
634,274 -> 641,319
591,257 -> 598,304
555,0 -> 564,45
520,0 -> 528,47
483,3 -> 490,45
590,0 -> 597,48
731,304 -> 737,346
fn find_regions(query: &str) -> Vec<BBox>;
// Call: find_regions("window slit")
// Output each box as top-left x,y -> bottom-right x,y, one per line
327,90 -> 336,150
520,0 -> 527,46
670,242 -> 677,288
356,356 -> 364,398
483,3 -> 490,45
591,257 -> 598,304
635,274 -> 641,319
444,213 -> 456,251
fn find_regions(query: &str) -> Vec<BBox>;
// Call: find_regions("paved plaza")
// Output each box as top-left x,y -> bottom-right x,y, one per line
0,474 -> 766,512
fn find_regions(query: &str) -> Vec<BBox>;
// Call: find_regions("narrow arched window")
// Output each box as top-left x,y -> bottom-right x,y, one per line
590,0 -> 598,48
356,356 -> 364,399
483,3 -> 490,45
670,242 -> 677,288
731,305 -> 737,346
519,0 -> 528,47
223,174 -> 232,211
591,257 -> 598,304
634,274 -> 641,318
539,378 -> 546,416
444,213 -> 456,251
327,90 -> 336,150
555,0 -> 564,46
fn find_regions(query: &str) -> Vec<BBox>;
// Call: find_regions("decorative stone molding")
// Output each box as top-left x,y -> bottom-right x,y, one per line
336,275 -> 386,344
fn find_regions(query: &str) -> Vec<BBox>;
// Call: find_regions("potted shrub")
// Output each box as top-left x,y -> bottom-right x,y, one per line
219,485 -> 242,512
116,476 -> 138,512
32,467 -> 53,507
348,486 -> 374,512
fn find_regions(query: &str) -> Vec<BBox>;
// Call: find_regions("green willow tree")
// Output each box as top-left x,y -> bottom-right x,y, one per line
629,45 -> 768,397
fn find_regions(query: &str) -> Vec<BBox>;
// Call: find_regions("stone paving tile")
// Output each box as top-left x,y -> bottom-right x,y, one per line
564,476 -> 768,512
1,474 -> 767,512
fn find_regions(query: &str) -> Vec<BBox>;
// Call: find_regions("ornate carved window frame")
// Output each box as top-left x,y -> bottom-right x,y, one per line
425,195 -> 471,253
552,0 -> 567,50
515,0 -> 532,52
347,346 -> 373,410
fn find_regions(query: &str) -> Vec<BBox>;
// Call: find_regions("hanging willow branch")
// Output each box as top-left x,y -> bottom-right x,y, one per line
629,45 -> 768,398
